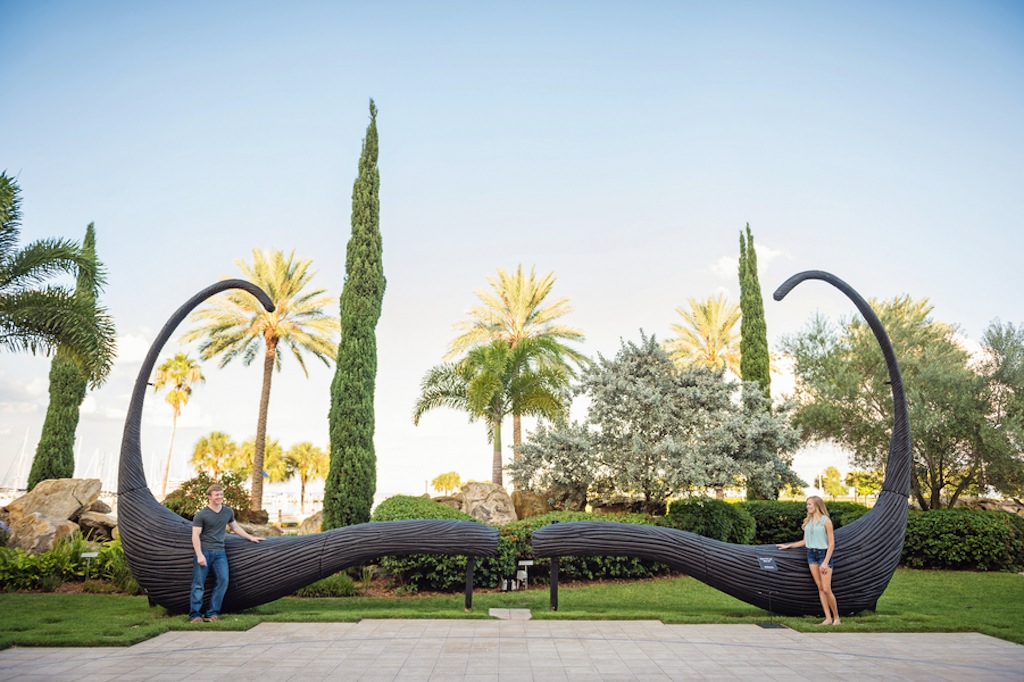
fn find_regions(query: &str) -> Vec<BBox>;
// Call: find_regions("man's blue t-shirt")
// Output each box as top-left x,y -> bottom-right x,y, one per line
192,506 -> 234,551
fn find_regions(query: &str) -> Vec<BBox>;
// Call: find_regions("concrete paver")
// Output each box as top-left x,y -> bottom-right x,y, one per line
1,620 -> 1023,681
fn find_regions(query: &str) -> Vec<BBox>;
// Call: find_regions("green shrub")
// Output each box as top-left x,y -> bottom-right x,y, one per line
371,495 -> 478,523
500,511 -> 673,585
658,498 -> 755,544
832,503 -> 871,526
95,538 -> 142,595
163,471 -> 250,521
369,497 -> 672,592
902,509 -> 1024,571
827,501 -> 872,527
0,532 -> 97,591
738,500 -> 807,544
370,495 -> 485,592
0,547 -> 39,591
738,500 -> 870,545
0,535 -> 142,594
294,571 -> 357,597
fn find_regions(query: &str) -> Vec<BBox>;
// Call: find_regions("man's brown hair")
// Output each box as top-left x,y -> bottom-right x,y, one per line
207,483 -> 224,495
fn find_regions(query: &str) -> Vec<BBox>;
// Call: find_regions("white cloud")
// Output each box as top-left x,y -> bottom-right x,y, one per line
115,332 -> 153,365
0,372 -> 47,403
710,243 -> 792,280
80,395 -> 130,422
710,256 -> 738,279
142,398 -> 212,429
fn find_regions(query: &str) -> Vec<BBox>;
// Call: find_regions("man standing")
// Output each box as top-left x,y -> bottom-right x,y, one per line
190,483 -> 263,623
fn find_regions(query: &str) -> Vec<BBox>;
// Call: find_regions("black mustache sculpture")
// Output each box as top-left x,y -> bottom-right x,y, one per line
118,280 -> 498,614
532,271 -> 911,616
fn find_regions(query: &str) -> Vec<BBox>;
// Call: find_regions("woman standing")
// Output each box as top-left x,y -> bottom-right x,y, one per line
777,496 -> 841,625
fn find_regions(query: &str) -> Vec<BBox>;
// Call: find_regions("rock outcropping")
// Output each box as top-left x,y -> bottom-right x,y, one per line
7,479 -> 103,554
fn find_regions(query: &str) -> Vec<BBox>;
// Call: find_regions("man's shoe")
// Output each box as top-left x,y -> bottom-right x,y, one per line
189,617 -> 203,624
204,615 -> 219,622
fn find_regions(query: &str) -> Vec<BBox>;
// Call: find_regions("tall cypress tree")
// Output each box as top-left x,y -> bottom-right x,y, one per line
738,223 -> 771,400
323,100 -> 385,529
738,223 -> 778,499
28,224 -> 105,489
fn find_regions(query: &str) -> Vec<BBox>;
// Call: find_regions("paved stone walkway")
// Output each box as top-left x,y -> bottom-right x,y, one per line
2,620 -> 1023,681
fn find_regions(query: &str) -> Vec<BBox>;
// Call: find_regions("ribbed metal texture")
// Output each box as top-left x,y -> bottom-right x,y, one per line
534,271 -> 911,617
118,280 -> 498,615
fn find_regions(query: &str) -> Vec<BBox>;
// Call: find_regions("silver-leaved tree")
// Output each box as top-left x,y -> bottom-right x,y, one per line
509,333 -> 801,513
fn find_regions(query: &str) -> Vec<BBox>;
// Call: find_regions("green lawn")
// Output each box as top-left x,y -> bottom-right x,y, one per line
1,568 -> 1022,649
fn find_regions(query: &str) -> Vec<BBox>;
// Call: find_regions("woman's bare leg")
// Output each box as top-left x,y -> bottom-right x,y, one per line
808,565 -> 832,625
820,567 -> 840,625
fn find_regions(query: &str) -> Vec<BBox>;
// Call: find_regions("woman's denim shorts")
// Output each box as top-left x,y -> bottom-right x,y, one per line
806,548 -> 834,567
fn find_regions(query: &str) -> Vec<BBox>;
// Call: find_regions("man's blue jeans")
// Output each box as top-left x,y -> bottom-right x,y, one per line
190,550 -> 229,619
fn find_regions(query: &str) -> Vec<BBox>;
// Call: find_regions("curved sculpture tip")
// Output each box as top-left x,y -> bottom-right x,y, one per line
245,282 -> 276,313
773,269 -> 837,302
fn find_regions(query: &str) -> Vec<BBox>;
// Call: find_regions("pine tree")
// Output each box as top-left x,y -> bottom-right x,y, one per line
738,224 -> 770,400
323,100 -> 385,529
28,224 -> 104,489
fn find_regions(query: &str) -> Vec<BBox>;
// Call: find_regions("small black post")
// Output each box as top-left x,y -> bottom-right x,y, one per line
550,556 -> 559,611
465,556 -> 475,612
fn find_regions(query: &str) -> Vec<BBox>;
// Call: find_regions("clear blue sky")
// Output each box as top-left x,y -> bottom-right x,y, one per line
2,1 -> 1022,501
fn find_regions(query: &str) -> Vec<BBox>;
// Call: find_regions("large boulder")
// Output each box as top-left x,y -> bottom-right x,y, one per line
234,522 -> 284,538
511,490 -> 549,519
89,499 -> 112,514
8,479 -> 102,554
78,511 -> 118,542
542,487 -> 588,512
241,509 -> 270,525
460,482 -> 517,525
433,495 -> 462,511
9,513 -> 80,554
8,479 -> 101,521
297,511 -> 323,535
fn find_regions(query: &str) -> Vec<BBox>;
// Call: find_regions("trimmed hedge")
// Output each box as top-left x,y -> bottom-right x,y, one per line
371,494 -> 479,522
367,495 -> 1024,589
902,509 -> 1024,571
500,512 -> 673,585
369,497 -> 671,592
658,498 -> 755,544
370,495 -> 485,591
738,500 -> 870,545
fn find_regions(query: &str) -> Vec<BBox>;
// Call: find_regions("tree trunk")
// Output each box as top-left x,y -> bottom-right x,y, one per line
251,337 -> 277,510
512,414 -> 522,458
715,485 -> 725,500
510,414 -> 522,490
491,418 -> 503,486
300,477 -> 306,515
160,410 -> 178,498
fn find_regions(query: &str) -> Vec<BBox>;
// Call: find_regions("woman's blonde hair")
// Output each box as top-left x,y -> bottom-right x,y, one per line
801,495 -> 829,528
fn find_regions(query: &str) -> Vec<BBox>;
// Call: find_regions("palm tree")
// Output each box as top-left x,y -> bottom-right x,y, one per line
0,172 -> 115,382
181,248 -> 339,510
665,294 -> 742,376
415,338 -> 569,486
241,437 -> 289,483
153,353 -> 205,497
190,431 -> 243,478
446,264 -> 585,453
284,442 -> 329,514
